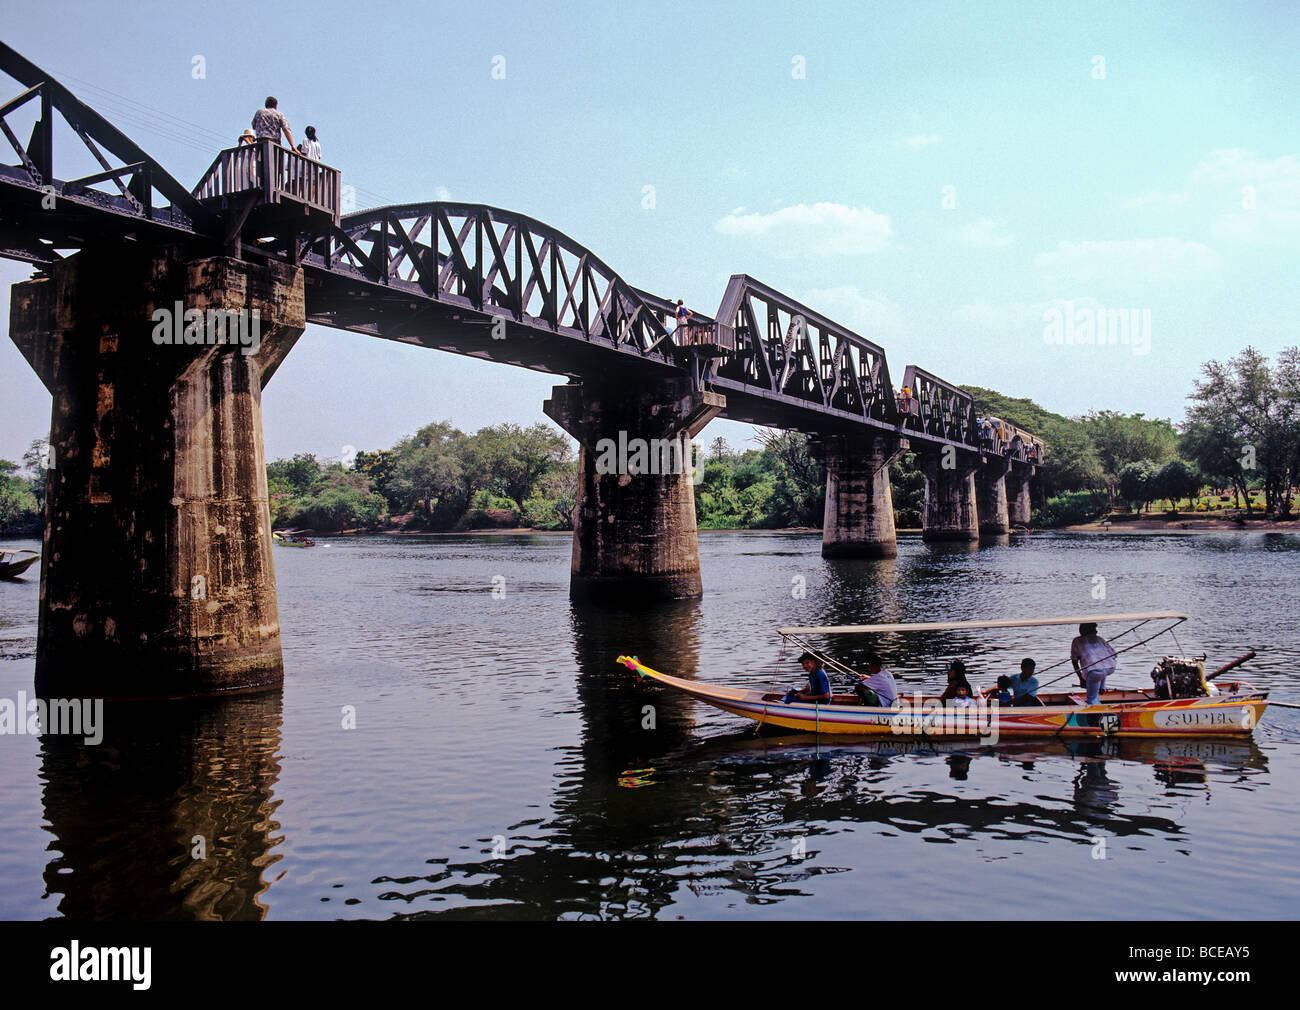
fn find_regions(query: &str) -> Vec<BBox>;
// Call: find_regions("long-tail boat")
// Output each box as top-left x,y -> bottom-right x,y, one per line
272,530 -> 315,547
0,548 -> 39,579
618,612 -> 1268,739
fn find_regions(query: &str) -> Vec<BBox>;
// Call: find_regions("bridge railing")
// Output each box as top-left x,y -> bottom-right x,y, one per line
633,289 -> 735,352
0,41 -> 208,253
193,140 -> 340,224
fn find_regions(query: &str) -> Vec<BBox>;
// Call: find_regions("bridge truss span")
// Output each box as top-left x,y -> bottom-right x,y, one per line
299,202 -> 680,377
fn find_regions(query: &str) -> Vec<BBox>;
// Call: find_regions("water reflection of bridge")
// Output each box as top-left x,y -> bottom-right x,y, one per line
38,694 -> 283,919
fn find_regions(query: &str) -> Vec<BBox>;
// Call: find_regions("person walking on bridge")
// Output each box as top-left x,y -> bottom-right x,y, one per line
252,96 -> 294,149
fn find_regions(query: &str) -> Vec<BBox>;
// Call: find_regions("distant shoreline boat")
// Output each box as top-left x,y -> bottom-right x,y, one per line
272,530 -> 315,547
0,548 -> 39,579
619,612 -> 1268,740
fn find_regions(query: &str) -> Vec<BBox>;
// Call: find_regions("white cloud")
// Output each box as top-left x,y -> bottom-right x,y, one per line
893,133 -> 942,150
956,218 -> 1014,247
1121,189 -> 1192,209
434,185 -> 452,201
799,286 -> 905,337
1035,238 -> 1217,283
1193,149 -> 1300,244
714,202 -> 893,257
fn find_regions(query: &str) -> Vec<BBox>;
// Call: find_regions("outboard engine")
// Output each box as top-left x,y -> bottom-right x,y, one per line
1150,656 -> 1208,699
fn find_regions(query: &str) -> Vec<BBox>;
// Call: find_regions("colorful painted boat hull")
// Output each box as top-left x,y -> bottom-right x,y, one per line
617,657 -> 1268,739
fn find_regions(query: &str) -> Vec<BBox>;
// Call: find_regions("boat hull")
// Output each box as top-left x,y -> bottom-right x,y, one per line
0,550 -> 39,579
617,657 -> 1268,739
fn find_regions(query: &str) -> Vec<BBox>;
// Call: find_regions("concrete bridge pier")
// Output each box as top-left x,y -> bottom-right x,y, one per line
976,456 -> 1012,535
544,378 -> 724,603
1007,468 -> 1034,526
10,247 -> 304,699
810,434 -> 902,558
919,451 -> 980,541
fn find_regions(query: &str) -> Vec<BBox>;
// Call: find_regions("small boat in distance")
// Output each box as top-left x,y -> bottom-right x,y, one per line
272,530 -> 315,547
618,611 -> 1269,739
0,548 -> 39,579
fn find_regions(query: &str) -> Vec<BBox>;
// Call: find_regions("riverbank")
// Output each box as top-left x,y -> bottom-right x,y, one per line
1066,516 -> 1300,534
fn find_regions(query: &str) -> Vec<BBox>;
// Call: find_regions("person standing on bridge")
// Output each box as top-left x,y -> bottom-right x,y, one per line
251,96 -> 294,149
298,125 -> 321,160
675,299 -> 694,343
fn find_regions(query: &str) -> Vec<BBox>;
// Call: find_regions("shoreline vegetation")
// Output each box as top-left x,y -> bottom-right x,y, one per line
2,345 -> 1296,539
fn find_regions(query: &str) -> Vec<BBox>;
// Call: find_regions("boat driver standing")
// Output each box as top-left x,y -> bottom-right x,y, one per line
1071,623 -> 1118,705
784,652 -> 832,704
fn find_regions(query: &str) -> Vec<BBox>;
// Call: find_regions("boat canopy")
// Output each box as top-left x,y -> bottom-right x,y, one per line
778,611 -> 1188,636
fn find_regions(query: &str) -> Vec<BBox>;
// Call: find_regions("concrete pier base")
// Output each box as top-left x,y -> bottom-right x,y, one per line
544,378 -> 724,603
920,453 -> 980,541
10,247 -> 304,698
1008,469 -> 1033,525
811,435 -> 900,558
977,457 -> 1011,535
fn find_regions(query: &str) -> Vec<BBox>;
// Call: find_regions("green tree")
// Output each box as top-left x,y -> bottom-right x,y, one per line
389,421 -> 469,525
756,429 -> 824,527
460,422 -> 571,505
1152,459 -> 1202,511
1117,459 -> 1158,512
890,451 -> 924,528
1183,346 -> 1300,516
1080,411 -> 1178,498
0,459 -> 40,534
267,453 -> 323,497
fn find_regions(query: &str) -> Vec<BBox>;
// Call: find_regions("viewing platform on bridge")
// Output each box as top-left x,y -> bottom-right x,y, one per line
192,140 -> 341,246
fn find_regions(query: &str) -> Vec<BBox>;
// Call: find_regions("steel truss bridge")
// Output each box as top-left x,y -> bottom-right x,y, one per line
0,40 -> 1042,462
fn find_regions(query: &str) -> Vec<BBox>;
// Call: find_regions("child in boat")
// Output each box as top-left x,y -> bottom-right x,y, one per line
951,684 -> 977,708
939,660 -> 974,701
987,675 -> 1013,705
783,652 -> 832,704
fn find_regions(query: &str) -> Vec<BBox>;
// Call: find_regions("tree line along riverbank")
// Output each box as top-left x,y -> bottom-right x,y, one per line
2,345 -> 1296,537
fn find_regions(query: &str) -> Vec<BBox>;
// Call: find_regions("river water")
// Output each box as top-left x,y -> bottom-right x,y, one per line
1,530 -> 1297,920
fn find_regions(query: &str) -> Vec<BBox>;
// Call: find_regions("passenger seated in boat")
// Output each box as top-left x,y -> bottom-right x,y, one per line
951,684 -> 977,708
939,660 -> 973,701
783,652 -> 832,704
854,653 -> 898,707
985,675 -> 1014,705
1010,658 -> 1043,706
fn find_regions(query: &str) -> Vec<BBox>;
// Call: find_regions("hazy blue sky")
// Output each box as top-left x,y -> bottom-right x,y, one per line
2,1 -> 1297,464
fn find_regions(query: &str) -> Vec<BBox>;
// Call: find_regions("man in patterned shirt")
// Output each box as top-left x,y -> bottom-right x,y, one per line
251,96 -> 294,148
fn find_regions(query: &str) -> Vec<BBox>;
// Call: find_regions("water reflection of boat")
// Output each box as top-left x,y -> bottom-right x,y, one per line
619,611 -> 1269,739
676,727 -> 1267,773
0,548 -> 39,578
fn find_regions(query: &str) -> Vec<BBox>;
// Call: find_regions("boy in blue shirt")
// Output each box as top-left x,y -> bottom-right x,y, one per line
1010,658 -> 1041,706
784,652 -> 832,704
